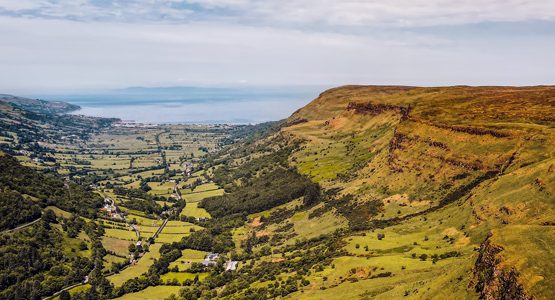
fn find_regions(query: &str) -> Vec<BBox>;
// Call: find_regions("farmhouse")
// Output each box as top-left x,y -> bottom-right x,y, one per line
225,261 -> 238,271
201,252 -> 220,266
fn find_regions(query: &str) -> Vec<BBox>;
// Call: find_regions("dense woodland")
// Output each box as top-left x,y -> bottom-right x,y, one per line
0,189 -> 42,230
200,143 -> 320,218
201,167 -> 317,218
0,155 -> 104,222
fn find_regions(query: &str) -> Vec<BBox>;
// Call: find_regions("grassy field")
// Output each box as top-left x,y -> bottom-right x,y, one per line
291,209 -> 347,242
104,254 -> 128,271
127,214 -> 162,226
169,249 -> 208,271
108,243 -> 162,287
102,236 -> 133,256
160,225 -> 198,234
180,202 -> 211,219
155,221 -> 203,243
160,272 -> 209,284
104,228 -> 138,241
182,189 -> 224,203
147,181 -> 176,196
156,233 -> 187,244
192,182 -> 219,192
56,225 -> 92,258
114,286 -> 182,300
163,221 -> 202,231
45,206 -> 73,218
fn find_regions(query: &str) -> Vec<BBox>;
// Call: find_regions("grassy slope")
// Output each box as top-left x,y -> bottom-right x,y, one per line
267,85 -> 554,299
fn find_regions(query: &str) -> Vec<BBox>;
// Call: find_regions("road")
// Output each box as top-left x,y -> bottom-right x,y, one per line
43,281 -> 84,300
1,214 -> 42,234
153,218 -> 169,239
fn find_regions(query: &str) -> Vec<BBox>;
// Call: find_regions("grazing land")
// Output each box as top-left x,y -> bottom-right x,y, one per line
114,286 -> 183,300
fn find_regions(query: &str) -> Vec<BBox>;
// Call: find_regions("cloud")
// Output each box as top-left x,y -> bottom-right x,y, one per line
239,0 -> 555,27
0,1 -> 554,91
1,0 -> 555,27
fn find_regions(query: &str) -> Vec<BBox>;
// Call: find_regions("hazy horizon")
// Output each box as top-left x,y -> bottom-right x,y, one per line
19,85 -> 324,123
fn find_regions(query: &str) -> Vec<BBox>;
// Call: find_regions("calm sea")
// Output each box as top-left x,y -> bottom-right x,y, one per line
36,86 -> 324,124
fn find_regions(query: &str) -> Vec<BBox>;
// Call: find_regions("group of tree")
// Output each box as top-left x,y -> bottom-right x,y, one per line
0,217 -> 95,299
0,189 -> 42,230
201,166 -> 318,218
0,155 -> 104,221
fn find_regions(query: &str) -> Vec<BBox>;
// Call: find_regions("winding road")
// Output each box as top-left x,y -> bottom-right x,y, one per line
1,214 -> 42,234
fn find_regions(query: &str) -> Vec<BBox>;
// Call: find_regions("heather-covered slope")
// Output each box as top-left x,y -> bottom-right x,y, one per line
198,85 -> 554,299
279,85 -> 554,299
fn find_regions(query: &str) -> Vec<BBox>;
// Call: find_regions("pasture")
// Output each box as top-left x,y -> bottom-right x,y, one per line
182,189 -> 224,203
102,236 -> 133,256
108,243 -> 162,287
114,286 -> 182,300
180,202 -> 211,219
161,272 -> 209,284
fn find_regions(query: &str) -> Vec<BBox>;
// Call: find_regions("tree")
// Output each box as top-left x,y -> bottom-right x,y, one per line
79,241 -> 88,251
140,182 -> 151,192
302,183 -> 321,207
59,290 -> 71,300
43,209 -> 58,224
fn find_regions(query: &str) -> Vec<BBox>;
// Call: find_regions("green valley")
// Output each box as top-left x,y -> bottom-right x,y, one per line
0,85 -> 553,300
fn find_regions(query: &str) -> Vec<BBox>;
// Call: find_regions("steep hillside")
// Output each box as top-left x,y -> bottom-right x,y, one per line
196,85 -> 554,299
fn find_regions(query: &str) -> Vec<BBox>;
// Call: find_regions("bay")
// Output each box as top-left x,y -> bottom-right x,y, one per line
34,86 -> 324,124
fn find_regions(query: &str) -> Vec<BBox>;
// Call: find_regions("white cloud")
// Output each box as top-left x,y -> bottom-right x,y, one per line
0,1 -> 554,91
0,0 -> 40,10
0,14 -> 553,92
1,0 -> 555,27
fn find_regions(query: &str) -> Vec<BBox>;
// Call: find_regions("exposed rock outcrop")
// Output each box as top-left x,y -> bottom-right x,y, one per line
346,102 -> 411,120
472,235 -> 532,300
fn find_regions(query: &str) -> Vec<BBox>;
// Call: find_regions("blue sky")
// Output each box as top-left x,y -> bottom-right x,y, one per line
0,0 -> 554,92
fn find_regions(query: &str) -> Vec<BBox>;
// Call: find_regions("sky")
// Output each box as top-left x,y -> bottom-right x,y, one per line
1,0 -> 555,93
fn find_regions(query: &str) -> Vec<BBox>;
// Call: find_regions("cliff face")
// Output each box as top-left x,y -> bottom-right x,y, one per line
473,236 -> 531,300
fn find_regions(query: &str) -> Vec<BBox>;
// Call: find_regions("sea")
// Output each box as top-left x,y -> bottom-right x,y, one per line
34,86 -> 324,124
